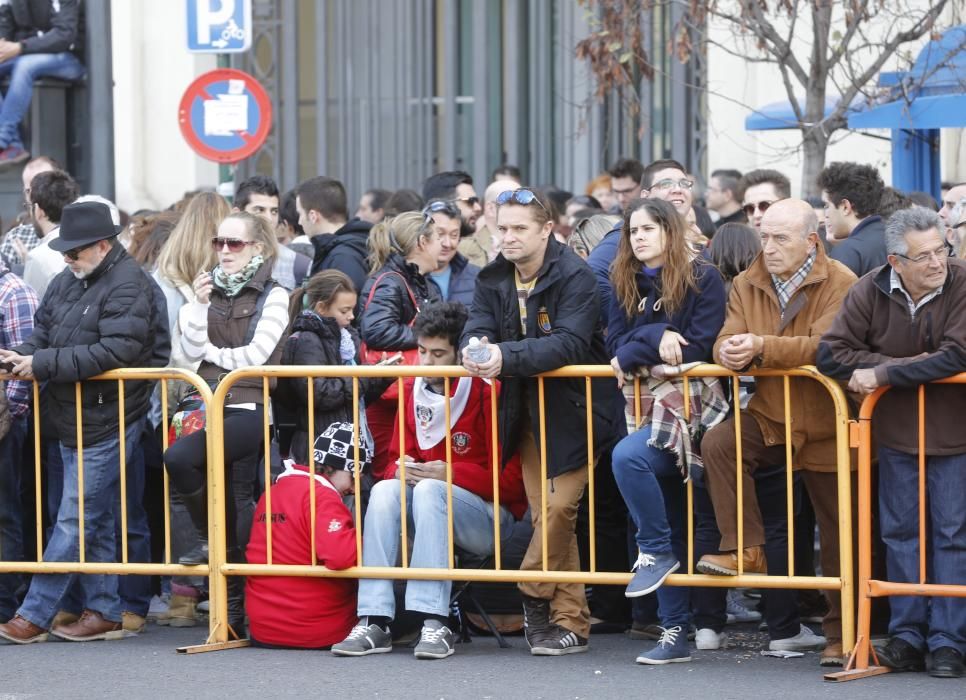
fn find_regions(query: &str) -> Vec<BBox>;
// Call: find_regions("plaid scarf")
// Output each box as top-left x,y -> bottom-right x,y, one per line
621,362 -> 730,481
771,249 -> 816,313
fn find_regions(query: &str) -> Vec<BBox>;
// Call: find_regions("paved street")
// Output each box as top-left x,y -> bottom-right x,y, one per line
1,623 -> 951,699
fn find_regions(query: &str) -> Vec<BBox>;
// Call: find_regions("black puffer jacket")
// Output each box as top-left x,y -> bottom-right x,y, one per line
278,311 -> 390,464
0,0 -> 84,57
16,244 -> 170,447
460,238 -> 621,477
310,218 -> 373,296
359,254 -> 442,351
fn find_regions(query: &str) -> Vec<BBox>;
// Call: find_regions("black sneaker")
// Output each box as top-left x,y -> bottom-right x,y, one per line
521,595 -> 552,649
875,637 -> 925,672
930,647 -> 964,679
413,619 -> 455,660
530,624 -> 588,656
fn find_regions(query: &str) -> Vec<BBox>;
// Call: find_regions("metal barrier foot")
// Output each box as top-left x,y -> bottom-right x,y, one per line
823,666 -> 890,682
175,623 -> 251,654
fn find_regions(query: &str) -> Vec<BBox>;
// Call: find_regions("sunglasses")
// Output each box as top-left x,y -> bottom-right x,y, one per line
452,195 -> 480,207
743,200 -> 776,217
422,200 -> 462,220
494,188 -> 550,216
64,242 -> 97,261
211,237 -> 256,253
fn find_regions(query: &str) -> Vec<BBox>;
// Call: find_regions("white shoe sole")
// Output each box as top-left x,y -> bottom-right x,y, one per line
531,645 -> 589,656
636,655 -> 692,665
625,561 -> 681,599
50,629 -> 125,642
414,648 -> 455,659
0,631 -> 48,644
331,645 -> 392,657
696,635 -> 728,651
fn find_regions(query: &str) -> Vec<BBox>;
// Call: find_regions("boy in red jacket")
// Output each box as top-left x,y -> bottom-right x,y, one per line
245,422 -> 371,649
333,302 -> 526,660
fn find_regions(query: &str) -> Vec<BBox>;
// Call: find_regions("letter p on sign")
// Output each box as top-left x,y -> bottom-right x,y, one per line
196,0 -> 235,45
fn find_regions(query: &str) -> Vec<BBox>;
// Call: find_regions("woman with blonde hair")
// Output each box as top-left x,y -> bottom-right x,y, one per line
359,211 -> 443,478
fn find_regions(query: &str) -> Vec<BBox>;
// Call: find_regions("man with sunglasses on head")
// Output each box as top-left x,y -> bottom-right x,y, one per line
818,206 -> 966,679
0,201 -> 170,645
422,200 -> 480,309
461,187 -> 620,656
738,169 -> 791,233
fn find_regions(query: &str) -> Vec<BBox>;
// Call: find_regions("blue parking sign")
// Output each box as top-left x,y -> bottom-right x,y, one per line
186,0 -> 252,53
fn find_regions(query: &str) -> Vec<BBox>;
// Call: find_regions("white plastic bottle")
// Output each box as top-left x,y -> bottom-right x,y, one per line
467,336 -> 491,363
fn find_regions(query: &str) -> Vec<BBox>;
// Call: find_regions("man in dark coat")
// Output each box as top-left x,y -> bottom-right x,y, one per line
0,201 -> 169,645
461,188 -> 619,656
818,162 -> 887,277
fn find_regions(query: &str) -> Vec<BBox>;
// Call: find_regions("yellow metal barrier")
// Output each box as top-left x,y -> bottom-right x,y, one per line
826,375 -> 966,682
0,369 -> 221,648
208,363 -> 855,659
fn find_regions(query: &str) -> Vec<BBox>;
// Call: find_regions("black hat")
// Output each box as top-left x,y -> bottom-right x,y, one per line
48,201 -> 123,253
312,422 -> 372,474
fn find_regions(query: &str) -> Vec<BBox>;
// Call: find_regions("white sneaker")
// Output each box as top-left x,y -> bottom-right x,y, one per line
695,628 -> 729,650
146,594 -> 170,621
768,624 -> 826,651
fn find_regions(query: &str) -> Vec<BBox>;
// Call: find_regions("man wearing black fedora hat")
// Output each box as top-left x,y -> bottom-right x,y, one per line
0,200 -> 170,645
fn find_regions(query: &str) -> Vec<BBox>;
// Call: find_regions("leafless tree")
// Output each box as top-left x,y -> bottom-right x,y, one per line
576,0 -> 958,195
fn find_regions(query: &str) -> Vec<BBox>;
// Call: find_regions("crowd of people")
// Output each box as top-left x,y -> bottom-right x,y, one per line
0,152 -> 962,679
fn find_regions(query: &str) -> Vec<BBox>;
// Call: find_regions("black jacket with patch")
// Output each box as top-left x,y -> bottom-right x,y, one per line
460,238 -> 620,477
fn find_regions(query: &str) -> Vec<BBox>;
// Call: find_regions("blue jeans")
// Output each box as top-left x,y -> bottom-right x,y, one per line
878,445 -> 966,653
0,415 -> 29,619
0,52 -> 85,148
611,426 -> 690,628
18,420 -> 144,628
357,478 -> 516,619
114,422 -> 152,616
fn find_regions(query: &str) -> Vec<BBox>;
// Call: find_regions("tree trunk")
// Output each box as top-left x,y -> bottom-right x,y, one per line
800,129 -> 828,199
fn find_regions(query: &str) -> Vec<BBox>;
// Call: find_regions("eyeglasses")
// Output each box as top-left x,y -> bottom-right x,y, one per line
895,245 -> 949,265
495,188 -> 550,216
64,242 -> 97,262
743,200 -> 776,217
452,195 -> 480,208
422,200 -> 462,220
650,178 -> 694,192
211,237 -> 256,253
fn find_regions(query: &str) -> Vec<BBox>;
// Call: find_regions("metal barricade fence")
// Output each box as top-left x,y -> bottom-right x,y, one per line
826,375 -> 966,682
0,369 -> 219,646
208,363 -> 855,659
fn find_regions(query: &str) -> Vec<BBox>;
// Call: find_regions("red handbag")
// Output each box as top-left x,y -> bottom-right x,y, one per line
359,271 -> 421,400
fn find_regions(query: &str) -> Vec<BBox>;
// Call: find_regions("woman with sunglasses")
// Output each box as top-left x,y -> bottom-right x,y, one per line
606,198 -> 726,665
359,211 -> 443,479
163,211 -> 289,636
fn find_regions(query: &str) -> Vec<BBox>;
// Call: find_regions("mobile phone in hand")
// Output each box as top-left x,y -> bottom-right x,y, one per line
378,352 -> 404,366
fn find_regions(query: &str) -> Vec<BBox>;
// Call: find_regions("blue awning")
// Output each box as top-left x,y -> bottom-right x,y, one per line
745,96 -> 843,131
848,92 -> 966,129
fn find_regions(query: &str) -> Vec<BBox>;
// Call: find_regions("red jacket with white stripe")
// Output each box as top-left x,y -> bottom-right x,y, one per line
245,467 -> 358,648
384,377 -> 528,520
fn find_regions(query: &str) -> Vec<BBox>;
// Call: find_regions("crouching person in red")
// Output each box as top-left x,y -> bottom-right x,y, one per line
332,302 -> 527,660
245,422 -> 370,649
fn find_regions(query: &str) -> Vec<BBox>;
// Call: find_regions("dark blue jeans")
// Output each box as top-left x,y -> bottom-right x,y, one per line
878,445 -> 966,653
45,421 -> 151,617
19,420 -> 144,628
0,415 -> 29,619
612,426 -> 689,628
691,465 -> 801,639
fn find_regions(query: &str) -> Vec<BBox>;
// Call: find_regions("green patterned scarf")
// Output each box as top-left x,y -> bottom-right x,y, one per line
213,255 -> 264,297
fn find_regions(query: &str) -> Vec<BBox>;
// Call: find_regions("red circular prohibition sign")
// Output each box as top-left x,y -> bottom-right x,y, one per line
178,68 -> 273,164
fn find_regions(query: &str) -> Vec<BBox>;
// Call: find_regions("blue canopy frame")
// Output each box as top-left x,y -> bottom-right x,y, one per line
745,26 -> 966,199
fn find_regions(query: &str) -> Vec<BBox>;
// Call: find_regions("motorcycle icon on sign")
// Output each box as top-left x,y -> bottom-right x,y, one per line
210,19 -> 244,49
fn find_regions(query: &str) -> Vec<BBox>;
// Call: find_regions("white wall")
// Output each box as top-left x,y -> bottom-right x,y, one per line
112,1 -> 218,212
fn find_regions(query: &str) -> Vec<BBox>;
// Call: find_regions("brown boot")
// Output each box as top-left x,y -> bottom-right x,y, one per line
155,594 -> 198,628
122,611 -> 146,635
697,546 -> 767,576
50,610 -> 124,642
820,639 -> 845,667
0,615 -> 48,644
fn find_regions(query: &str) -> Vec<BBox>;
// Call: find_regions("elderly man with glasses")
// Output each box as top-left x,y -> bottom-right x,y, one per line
818,205 -> 966,679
